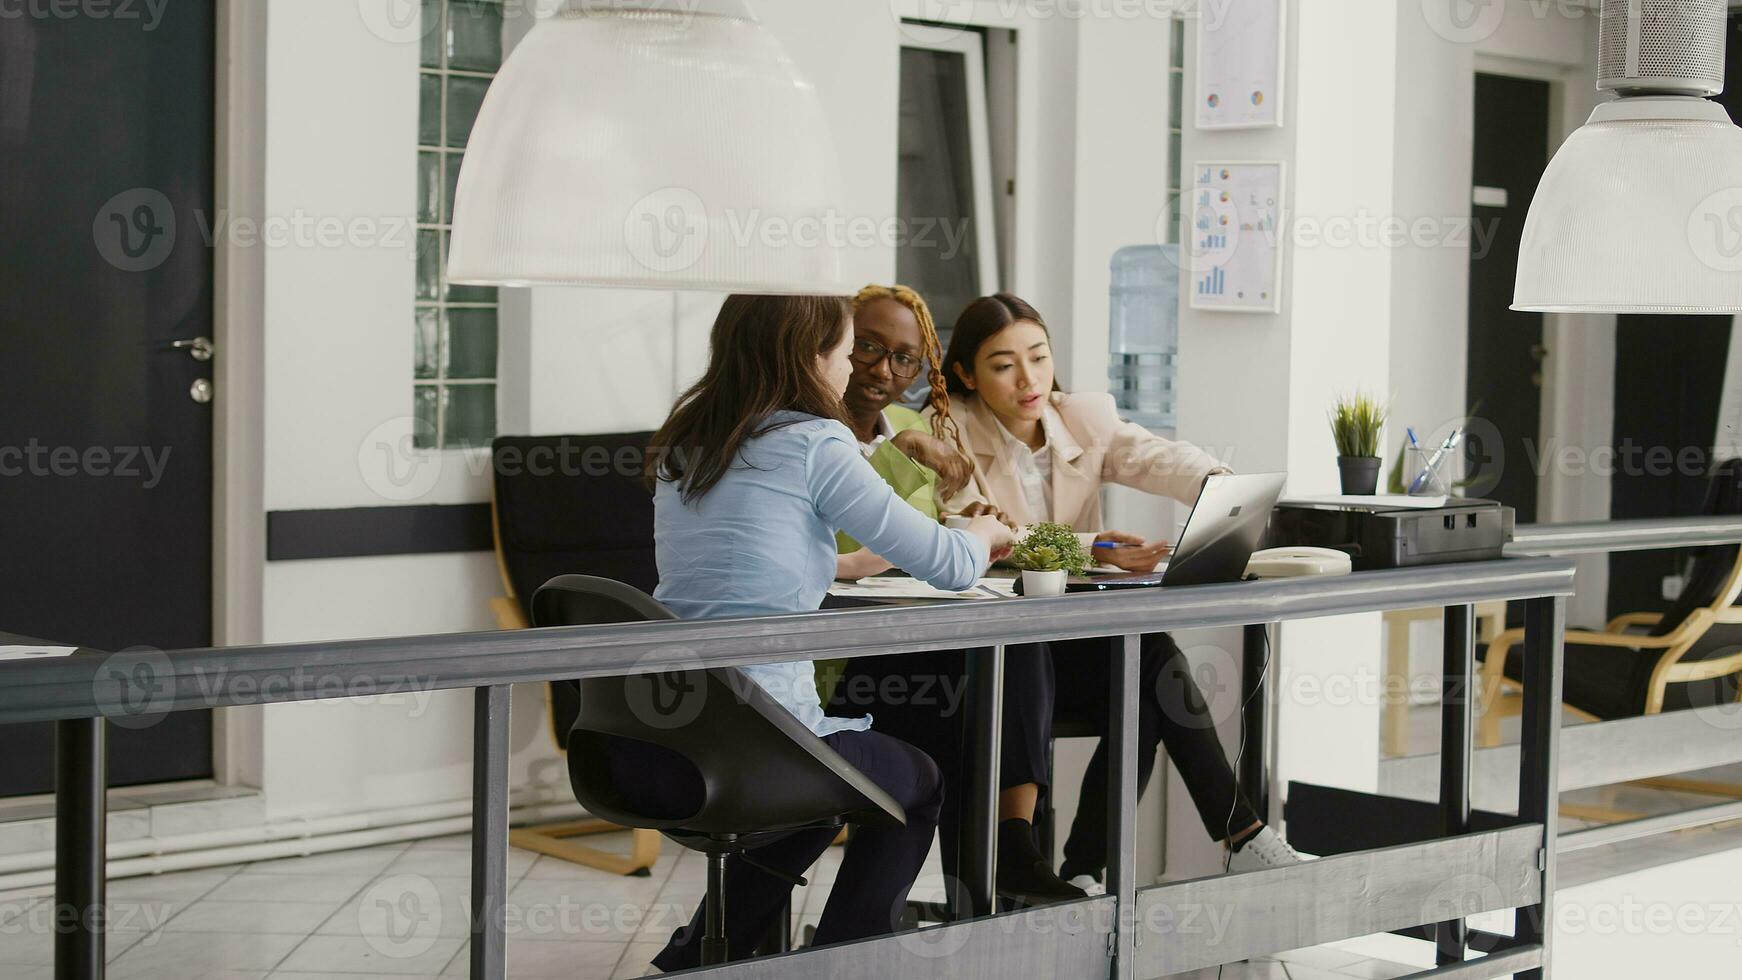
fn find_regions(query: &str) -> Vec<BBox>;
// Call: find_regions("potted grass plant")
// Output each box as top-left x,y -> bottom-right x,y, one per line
1010,522 -> 1092,597
1330,392 -> 1388,496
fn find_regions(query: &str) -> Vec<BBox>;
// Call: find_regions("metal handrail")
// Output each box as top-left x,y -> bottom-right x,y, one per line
0,557 -> 1576,980
1508,516 -> 1742,556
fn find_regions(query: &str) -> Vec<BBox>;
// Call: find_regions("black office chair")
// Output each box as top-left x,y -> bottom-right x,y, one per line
534,575 -> 908,966
1481,457 -> 1742,741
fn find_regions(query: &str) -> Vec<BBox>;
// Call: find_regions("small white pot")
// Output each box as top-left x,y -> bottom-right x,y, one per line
1021,569 -> 1067,597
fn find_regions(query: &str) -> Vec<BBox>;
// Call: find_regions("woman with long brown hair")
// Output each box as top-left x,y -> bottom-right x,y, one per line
632,294 -> 1015,969
936,292 -> 1301,894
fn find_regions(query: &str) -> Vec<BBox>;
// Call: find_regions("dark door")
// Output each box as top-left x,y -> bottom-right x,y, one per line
1466,73 -> 1550,523
0,4 -> 216,793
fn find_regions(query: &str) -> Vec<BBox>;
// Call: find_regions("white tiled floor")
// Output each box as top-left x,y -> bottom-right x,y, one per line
0,829 -> 1450,979
7,766 -> 1738,980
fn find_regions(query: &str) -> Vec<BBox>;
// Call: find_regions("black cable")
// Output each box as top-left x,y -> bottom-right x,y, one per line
1218,625 -> 1271,980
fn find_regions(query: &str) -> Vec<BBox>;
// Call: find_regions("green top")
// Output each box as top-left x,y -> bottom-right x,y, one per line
837,405 -> 941,552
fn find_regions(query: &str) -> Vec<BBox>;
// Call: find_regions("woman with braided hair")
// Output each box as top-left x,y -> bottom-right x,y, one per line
828,284 -> 1092,905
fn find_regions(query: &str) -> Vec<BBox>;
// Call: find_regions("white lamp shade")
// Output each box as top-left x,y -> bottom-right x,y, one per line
447,6 -> 849,293
1514,98 -> 1742,314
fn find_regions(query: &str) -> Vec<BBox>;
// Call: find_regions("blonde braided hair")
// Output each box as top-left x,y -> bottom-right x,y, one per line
851,284 -> 966,458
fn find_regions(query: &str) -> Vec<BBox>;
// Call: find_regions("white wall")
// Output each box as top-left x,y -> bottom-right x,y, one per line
241,0 -> 992,822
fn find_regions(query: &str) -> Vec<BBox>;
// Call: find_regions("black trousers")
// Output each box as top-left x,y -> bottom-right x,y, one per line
621,729 -> 943,971
831,633 -> 1258,881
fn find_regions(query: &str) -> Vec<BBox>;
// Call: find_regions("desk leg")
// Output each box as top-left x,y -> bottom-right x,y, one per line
1238,624 -> 1272,823
55,718 -> 106,980
1108,635 -> 1140,980
1515,597 -> 1564,980
963,646 -> 1004,919
1437,604 -> 1475,965
470,686 -> 510,980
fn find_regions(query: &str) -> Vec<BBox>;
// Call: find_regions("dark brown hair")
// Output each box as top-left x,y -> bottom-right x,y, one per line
648,294 -> 853,501
941,292 -> 1063,397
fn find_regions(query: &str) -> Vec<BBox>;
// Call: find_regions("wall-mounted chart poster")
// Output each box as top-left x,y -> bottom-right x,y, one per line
1196,0 -> 1287,130
1187,162 -> 1285,314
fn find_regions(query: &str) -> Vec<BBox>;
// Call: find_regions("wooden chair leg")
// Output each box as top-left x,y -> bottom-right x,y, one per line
1383,616 -> 1412,758
509,820 -> 662,876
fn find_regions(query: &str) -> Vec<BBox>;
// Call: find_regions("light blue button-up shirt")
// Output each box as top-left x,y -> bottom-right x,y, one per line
653,412 -> 990,736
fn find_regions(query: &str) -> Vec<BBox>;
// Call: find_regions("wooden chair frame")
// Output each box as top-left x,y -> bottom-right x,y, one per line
489,486 -> 662,876
1477,547 -> 1742,811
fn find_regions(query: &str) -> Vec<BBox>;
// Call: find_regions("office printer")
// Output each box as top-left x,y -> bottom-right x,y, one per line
1265,498 -> 1514,570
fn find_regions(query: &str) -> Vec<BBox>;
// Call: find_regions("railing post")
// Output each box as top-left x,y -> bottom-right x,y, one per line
1238,624 -> 1272,822
470,685 -> 511,980
1107,634 -> 1141,980
963,645 -> 1005,919
1515,596 -> 1565,979
55,717 -> 106,980
1437,604 -> 1476,964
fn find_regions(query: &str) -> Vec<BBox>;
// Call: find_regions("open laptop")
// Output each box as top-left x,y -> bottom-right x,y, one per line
1065,472 -> 1289,591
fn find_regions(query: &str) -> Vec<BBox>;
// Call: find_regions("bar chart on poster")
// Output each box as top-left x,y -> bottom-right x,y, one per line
1188,162 -> 1284,314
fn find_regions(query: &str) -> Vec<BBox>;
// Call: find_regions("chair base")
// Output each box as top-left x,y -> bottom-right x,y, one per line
509,820 -> 661,877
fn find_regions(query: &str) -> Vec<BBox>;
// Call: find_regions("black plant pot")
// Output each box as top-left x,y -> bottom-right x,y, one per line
1337,455 -> 1381,495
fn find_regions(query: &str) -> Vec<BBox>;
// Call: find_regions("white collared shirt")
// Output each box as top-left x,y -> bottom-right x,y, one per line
858,410 -> 896,458
995,408 -> 1063,523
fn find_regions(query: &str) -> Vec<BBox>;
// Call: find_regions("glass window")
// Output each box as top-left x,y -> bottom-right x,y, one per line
415,0 -> 501,450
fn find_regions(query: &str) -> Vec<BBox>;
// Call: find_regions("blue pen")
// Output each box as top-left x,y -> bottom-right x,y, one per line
1093,541 -> 1120,549
1407,427 -> 1419,449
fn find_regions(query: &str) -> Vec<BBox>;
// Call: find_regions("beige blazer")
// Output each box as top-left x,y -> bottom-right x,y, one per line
929,391 -> 1228,532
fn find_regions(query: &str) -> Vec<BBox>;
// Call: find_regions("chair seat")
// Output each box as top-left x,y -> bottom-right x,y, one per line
1499,641 -> 1739,720
665,821 -> 842,856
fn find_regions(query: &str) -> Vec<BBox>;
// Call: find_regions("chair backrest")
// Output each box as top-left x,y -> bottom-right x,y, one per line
533,575 -> 905,836
1651,457 -> 1742,637
492,433 -> 659,617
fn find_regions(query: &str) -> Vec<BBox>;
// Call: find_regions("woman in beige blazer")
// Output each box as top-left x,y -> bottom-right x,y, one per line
929,293 -> 1301,894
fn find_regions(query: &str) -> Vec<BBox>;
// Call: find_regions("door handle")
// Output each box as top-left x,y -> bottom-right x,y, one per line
167,336 -> 214,362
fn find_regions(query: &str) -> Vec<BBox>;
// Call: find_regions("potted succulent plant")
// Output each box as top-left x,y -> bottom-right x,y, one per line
1330,392 -> 1388,496
1010,522 -> 1093,597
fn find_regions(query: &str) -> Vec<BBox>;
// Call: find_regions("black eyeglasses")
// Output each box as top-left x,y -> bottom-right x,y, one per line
850,337 -> 924,381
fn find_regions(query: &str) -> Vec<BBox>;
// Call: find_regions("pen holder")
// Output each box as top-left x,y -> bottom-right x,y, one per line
1404,447 -> 1448,497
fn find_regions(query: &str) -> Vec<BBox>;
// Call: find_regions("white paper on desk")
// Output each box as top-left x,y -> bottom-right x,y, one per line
833,577 -> 1015,601
0,646 -> 78,662
1281,494 -> 1448,510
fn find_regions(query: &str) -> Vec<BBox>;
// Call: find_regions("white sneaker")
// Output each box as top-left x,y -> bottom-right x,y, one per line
1225,826 -> 1303,873
1067,873 -> 1106,896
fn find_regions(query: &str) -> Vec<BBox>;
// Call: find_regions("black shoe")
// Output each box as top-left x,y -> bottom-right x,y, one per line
994,818 -> 1088,906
